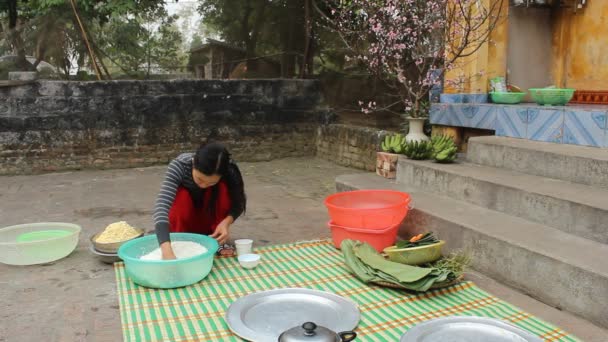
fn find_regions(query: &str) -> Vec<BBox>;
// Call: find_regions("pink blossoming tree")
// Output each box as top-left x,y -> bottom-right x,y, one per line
325,0 -> 504,119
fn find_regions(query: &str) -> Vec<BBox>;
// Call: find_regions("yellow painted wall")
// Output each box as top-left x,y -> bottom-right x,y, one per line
445,0 -> 608,93
487,0 -> 510,86
553,1 -> 608,90
444,0 -> 509,94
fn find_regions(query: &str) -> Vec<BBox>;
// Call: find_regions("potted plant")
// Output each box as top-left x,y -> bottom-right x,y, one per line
405,102 -> 431,143
327,0 -> 504,141
376,133 -> 405,179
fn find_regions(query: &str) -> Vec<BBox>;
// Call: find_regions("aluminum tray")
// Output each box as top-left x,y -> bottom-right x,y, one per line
88,244 -> 121,264
400,316 -> 543,342
226,288 -> 360,342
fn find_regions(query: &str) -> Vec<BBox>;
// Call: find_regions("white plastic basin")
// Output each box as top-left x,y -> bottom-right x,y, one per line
0,222 -> 81,265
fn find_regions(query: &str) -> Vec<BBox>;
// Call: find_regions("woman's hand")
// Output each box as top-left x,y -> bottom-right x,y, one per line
160,241 -> 177,260
210,216 -> 233,245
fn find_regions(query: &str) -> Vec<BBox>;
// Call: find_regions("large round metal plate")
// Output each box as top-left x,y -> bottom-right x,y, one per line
400,316 -> 543,342
226,288 -> 360,342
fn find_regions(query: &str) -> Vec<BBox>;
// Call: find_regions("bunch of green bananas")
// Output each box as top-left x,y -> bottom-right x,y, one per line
381,133 -> 406,154
431,135 -> 458,163
404,140 -> 433,160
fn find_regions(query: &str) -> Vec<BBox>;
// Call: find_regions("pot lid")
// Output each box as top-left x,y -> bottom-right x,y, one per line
278,322 -> 338,342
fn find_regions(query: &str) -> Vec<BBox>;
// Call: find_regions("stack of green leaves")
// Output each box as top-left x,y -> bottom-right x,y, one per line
341,240 -> 456,292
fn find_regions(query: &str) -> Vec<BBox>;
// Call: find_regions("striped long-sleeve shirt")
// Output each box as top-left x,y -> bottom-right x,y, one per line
153,153 -> 244,244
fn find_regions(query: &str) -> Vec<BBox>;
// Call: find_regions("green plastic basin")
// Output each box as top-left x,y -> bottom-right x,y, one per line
383,240 -> 445,265
117,233 -> 219,289
489,92 -> 526,104
0,222 -> 81,265
529,88 -> 575,106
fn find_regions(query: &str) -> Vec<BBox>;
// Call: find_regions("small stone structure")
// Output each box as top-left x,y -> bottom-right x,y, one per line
375,152 -> 399,178
316,124 -> 391,171
8,71 -> 38,81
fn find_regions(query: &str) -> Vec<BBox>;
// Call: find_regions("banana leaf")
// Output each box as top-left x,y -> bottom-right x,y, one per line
353,243 -> 432,282
341,240 -> 455,292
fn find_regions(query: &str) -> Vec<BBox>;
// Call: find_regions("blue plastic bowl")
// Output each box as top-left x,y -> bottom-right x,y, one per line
117,233 -> 219,289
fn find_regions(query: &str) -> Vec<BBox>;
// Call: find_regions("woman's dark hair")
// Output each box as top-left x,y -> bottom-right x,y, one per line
193,142 -> 230,176
190,142 -> 246,216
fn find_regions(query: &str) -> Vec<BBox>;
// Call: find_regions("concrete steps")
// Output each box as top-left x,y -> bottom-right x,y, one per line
397,158 -> 608,244
335,137 -> 608,328
467,136 -> 608,188
336,173 -> 608,329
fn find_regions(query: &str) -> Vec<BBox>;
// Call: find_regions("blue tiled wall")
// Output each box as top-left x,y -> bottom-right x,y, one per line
495,106 -> 528,138
563,109 -> 606,147
439,93 -> 489,104
430,103 -> 608,148
527,109 -> 564,144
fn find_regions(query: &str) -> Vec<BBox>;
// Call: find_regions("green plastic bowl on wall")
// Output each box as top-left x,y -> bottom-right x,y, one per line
117,233 -> 219,289
0,222 -> 81,265
489,92 -> 526,104
383,241 -> 445,265
529,88 -> 575,106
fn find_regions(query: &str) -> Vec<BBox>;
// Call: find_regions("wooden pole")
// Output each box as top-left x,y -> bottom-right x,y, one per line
300,0 -> 312,78
96,50 -> 112,79
79,13 -> 112,79
69,0 -> 102,80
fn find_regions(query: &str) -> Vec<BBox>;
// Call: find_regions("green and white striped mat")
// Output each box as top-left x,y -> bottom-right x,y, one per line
114,239 -> 578,342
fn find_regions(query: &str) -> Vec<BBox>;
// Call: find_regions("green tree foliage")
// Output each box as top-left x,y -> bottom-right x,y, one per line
0,0 -> 183,77
190,36 -> 204,50
99,13 -> 186,77
199,0 -> 311,76
196,0 -> 351,78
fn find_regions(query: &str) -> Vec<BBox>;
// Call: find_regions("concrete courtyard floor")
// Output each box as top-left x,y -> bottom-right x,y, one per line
1,157 -> 606,342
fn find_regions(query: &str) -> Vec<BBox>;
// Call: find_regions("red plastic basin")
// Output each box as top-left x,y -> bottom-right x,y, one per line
324,190 -> 411,229
328,221 -> 399,252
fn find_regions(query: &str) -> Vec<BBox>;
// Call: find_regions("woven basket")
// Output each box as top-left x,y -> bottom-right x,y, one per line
371,275 -> 464,291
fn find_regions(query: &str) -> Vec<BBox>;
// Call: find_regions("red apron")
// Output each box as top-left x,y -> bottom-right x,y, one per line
169,182 -> 232,235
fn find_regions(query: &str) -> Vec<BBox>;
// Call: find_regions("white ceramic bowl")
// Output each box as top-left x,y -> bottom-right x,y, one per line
238,253 -> 261,269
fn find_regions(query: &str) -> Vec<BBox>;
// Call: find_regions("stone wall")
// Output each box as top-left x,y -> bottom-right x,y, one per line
316,124 -> 391,171
0,80 -> 327,174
